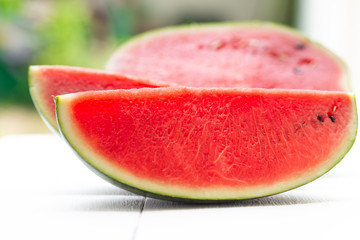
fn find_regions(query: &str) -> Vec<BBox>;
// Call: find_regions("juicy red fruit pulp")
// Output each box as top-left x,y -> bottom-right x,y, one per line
70,89 -> 354,188
108,26 -> 344,90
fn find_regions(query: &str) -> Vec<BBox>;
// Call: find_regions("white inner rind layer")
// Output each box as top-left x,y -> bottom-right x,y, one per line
56,89 -> 357,200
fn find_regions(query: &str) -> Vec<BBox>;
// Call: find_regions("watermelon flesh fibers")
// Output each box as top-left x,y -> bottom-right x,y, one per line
56,88 -> 356,200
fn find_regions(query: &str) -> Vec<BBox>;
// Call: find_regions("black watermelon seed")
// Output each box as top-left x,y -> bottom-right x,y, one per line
295,43 -> 305,50
317,115 -> 324,122
329,115 -> 335,123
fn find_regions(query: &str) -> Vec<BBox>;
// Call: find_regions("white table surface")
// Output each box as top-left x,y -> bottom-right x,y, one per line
1,133 -> 359,240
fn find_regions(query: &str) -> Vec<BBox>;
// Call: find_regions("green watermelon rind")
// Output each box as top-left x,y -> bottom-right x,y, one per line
106,21 -> 352,92
55,89 -> 357,202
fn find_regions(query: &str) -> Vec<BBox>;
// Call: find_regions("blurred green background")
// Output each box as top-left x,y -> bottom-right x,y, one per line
0,0 -> 296,135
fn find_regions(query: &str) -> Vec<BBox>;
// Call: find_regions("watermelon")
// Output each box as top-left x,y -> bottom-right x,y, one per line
28,65 -> 169,131
53,22 -> 357,201
106,22 -> 350,91
56,88 -> 356,201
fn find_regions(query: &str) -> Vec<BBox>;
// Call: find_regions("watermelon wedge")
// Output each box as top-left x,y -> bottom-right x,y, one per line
56,87 -> 357,201
29,66 -> 168,131
53,22 -> 357,201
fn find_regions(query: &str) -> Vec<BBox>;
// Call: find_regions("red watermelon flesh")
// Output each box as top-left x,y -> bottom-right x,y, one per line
56,87 -> 357,200
106,22 -> 349,91
29,65 -> 169,131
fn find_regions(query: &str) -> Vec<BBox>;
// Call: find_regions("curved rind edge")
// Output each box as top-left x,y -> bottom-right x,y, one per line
55,90 -> 358,202
28,65 -> 59,133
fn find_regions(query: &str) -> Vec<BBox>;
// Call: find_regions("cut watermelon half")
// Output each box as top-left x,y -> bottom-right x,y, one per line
52,22 -> 357,201
106,22 -> 350,91
29,65 -> 169,131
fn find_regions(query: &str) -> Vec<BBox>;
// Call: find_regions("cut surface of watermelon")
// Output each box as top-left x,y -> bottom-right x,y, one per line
106,22 -> 349,91
29,65 -> 168,131
56,88 -> 357,201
